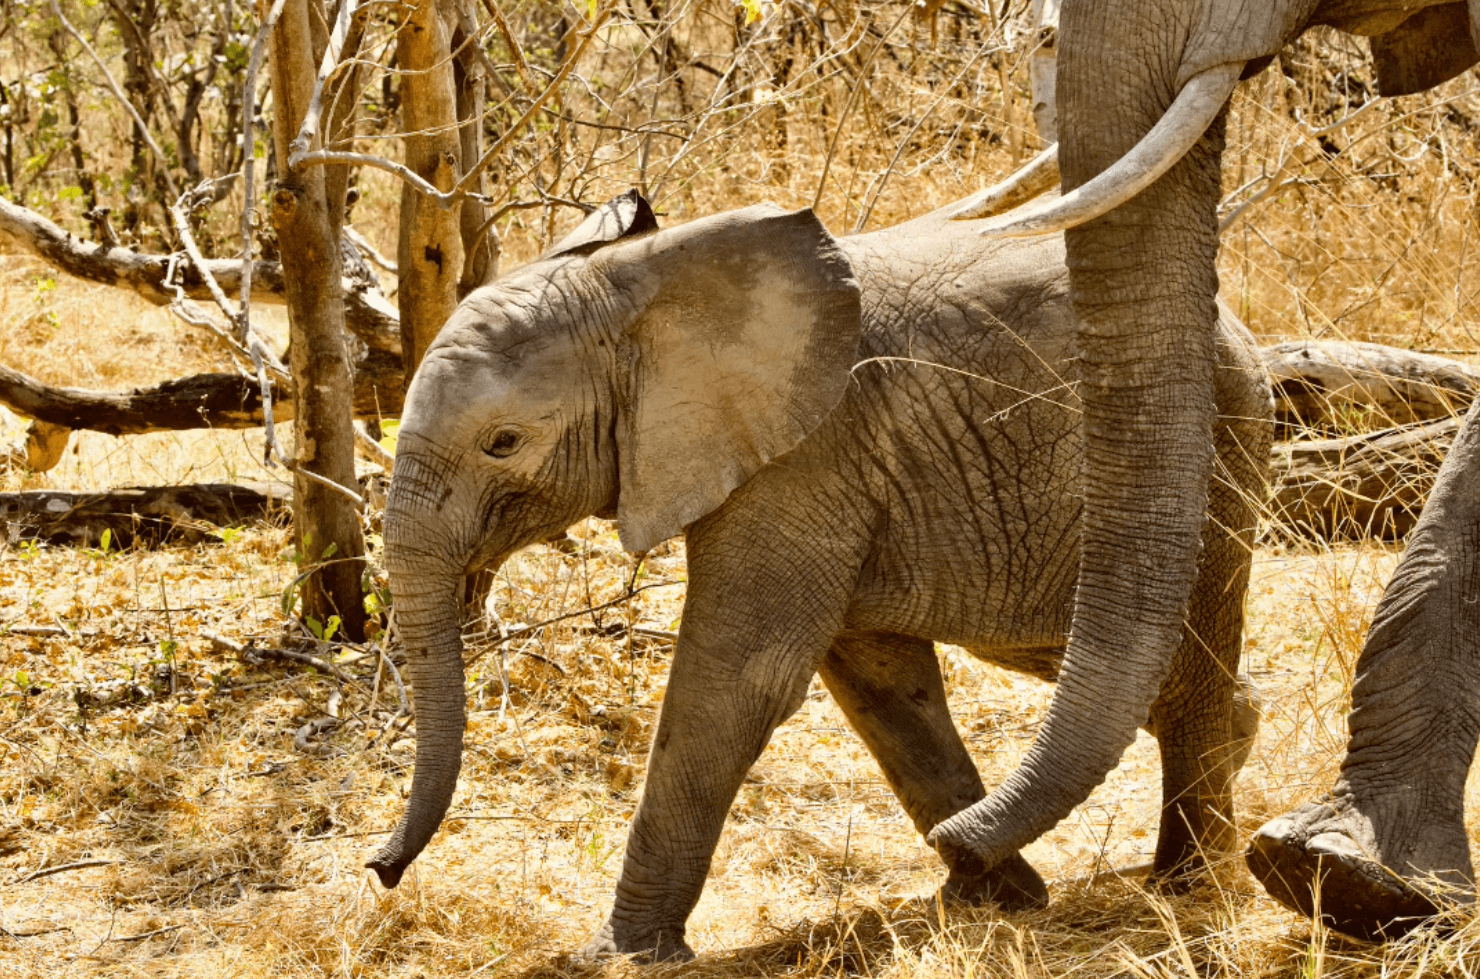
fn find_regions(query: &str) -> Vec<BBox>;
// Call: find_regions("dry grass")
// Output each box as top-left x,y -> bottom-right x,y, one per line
3,485 -> 1476,977
4,7 -> 1480,979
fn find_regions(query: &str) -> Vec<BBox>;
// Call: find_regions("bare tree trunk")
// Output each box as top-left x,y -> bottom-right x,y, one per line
396,0 -> 465,380
108,0 -> 165,231
269,0 -> 368,643
451,0 -> 495,290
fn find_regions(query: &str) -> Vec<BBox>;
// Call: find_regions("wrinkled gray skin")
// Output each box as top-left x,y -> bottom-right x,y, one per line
958,0 -> 1479,943
365,198 -> 1272,960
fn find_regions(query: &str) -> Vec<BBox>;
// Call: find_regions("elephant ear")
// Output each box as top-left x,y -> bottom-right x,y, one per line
545,189 -> 659,258
603,205 -> 861,554
1370,4 -> 1479,97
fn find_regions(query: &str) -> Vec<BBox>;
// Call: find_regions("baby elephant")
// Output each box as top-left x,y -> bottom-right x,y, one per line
368,192 -> 1272,960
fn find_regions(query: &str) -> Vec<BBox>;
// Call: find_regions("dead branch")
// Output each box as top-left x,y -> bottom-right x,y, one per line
0,195 -> 401,361
0,362 -> 403,439
1263,340 -> 1480,434
0,483 -> 291,548
12,859 -> 117,885
1269,416 -> 1456,542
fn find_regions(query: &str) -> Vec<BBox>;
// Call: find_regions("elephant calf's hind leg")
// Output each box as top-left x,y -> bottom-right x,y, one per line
820,632 -> 1048,911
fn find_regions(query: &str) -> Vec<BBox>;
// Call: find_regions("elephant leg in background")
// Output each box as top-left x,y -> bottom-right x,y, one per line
1144,506 -> 1248,880
1144,369 -> 1268,881
1248,401 -> 1480,941
818,632 -> 1049,912
582,505 -> 864,962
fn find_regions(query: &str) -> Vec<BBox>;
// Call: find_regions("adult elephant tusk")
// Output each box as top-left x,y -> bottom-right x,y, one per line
977,61 -> 1245,238
948,143 -> 1061,220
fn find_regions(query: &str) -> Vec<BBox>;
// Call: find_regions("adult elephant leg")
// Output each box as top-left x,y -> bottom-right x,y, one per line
1248,401 -> 1480,941
818,633 -> 1048,912
1145,336 -> 1271,881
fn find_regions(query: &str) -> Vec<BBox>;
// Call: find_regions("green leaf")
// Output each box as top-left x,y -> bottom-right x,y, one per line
306,615 -> 325,641
99,528 -> 112,553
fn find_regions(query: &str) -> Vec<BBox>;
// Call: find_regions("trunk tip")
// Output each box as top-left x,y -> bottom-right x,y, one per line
366,853 -> 408,889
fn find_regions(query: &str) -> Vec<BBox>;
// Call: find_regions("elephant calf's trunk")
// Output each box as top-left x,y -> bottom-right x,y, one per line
366,582 -> 468,888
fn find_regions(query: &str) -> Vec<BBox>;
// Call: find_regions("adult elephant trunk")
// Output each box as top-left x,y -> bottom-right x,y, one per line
366,458 -> 471,888
932,6 -> 1239,867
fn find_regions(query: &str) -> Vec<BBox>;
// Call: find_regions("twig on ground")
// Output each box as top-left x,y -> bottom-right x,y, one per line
460,580 -> 681,668
294,717 -> 341,757
108,924 -> 183,943
0,924 -> 72,938
12,859 -> 116,885
206,631 -> 360,685
1,625 -> 67,638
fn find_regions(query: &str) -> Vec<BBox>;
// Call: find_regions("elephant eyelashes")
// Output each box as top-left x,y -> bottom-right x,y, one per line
483,430 -> 522,458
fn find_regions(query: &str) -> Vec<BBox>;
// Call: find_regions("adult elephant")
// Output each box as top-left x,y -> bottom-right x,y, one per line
931,0 -> 1480,943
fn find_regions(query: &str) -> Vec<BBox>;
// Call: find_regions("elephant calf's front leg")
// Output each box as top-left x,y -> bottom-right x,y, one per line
582,628 -> 831,962
819,632 -> 1048,911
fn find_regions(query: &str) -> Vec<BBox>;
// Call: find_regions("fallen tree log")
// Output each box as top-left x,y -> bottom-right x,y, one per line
0,482 -> 292,548
1269,416 -> 1457,542
1262,341 -> 1479,434
0,359 -> 402,438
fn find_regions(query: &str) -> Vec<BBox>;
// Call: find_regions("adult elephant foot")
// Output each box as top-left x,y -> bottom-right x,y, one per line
1247,794 -> 1472,941
579,918 -> 695,963
939,850 -> 1049,912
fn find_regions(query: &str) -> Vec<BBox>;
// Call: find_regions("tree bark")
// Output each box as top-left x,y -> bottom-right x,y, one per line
396,0 -> 465,380
269,0 -> 368,642
450,0 -> 495,290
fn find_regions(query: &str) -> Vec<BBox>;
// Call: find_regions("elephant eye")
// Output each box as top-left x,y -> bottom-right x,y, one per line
483,429 -> 522,459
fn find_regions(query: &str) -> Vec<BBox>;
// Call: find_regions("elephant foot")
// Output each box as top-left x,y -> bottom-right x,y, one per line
1146,825 -> 1220,892
579,918 -> 695,963
1246,797 -> 1469,942
939,850 -> 1049,912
